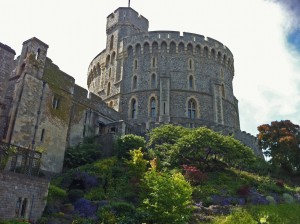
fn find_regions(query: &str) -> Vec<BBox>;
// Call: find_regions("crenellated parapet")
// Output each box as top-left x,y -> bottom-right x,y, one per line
122,31 -> 234,70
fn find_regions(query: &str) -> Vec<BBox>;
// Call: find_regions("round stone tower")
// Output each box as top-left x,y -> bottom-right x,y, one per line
88,7 -> 240,132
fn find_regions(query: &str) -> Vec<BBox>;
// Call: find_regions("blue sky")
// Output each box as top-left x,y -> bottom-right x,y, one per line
1,0 -> 299,136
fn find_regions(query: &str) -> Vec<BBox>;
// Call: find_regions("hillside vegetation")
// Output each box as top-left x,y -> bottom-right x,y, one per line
4,125 -> 300,224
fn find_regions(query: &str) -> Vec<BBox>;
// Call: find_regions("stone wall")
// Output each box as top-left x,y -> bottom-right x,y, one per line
0,171 -> 49,222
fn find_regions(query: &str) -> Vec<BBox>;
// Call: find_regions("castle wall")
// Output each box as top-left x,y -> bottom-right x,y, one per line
0,171 -> 49,222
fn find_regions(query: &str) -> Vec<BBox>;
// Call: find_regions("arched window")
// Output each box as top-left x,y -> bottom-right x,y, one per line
170,41 -> 176,54
133,75 -> 137,89
131,99 -> 137,118
188,99 -> 196,119
189,76 -> 194,89
178,42 -> 184,53
161,41 -> 167,53
151,73 -> 156,88
144,42 -> 150,54
107,82 -> 111,96
187,43 -> 193,54
110,35 -> 114,50
150,97 -> 156,118
211,48 -> 216,59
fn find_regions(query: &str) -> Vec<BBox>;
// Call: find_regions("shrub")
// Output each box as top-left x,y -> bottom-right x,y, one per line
282,193 -> 294,204
67,189 -> 84,203
63,138 -> 101,169
47,185 -> 67,201
116,134 -> 146,159
73,198 -> 97,218
266,196 -> 276,205
138,170 -> 193,223
276,179 -> 285,188
182,165 -> 207,185
237,185 -> 250,196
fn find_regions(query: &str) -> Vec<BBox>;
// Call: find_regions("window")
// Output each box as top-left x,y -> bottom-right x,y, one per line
15,198 -> 28,218
107,82 -> 111,96
36,48 -> 40,60
133,76 -> 137,89
151,73 -> 156,88
150,98 -> 156,118
189,59 -> 193,70
52,96 -> 60,109
40,129 -> 45,142
189,76 -> 194,89
152,57 -> 156,68
188,99 -> 196,119
134,60 -> 138,70
110,35 -> 114,50
131,99 -> 136,118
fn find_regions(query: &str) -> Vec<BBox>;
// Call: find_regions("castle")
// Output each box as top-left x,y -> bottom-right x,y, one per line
0,7 -> 260,221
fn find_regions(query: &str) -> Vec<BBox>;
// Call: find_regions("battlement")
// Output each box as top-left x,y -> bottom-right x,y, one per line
106,7 -> 149,33
123,30 -> 233,59
0,42 -> 16,55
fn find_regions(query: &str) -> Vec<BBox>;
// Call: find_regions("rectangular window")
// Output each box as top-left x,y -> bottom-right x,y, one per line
52,96 -> 60,109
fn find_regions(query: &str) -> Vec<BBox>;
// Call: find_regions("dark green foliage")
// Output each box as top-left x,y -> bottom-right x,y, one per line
67,189 -> 84,203
63,137 -> 101,169
47,185 -> 67,202
116,134 -> 146,159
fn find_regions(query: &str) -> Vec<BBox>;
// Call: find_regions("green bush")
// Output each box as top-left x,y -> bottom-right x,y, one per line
67,189 -> 84,203
138,170 -> 193,224
48,185 -> 67,202
211,208 -> 257,224
266,196 -> 276,205
116,134 -> 146,159
282,193 -> 294,204
63,138 -> 101,169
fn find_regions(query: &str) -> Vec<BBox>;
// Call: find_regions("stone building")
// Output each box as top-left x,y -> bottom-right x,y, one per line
0,6 -> 261,174
0,6 -> 261,221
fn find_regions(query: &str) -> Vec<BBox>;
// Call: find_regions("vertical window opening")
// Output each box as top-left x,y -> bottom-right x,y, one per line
151,74 -> 156,88
20,198 -> 28,218
189,59 -> 192,69
188,99 -> 196,119
150,98 -> 156,118
131,99 -> 136,118
134,60 -> 138,70
52,97 -> 60,109
107,82 -> 111,96
189,76 -> 194,89
133,76 -> 137,89
110,35 -> 114,50
163,103 -> 166,115
40,129 -> 45,142
36,48 -> 40,60
152,57 -> 156,67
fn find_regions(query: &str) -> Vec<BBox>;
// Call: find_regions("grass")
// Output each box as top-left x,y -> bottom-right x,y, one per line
209,204 -> 300,224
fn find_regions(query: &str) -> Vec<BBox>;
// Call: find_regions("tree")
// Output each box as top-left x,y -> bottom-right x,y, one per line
115,134 -> 146,159
258,120 -> 300,173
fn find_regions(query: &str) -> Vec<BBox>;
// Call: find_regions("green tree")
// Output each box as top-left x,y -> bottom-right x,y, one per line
116,134 -> 146,159
258,120 -> 300,173
138,170 -> 193,223
63,137 -> 101,169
